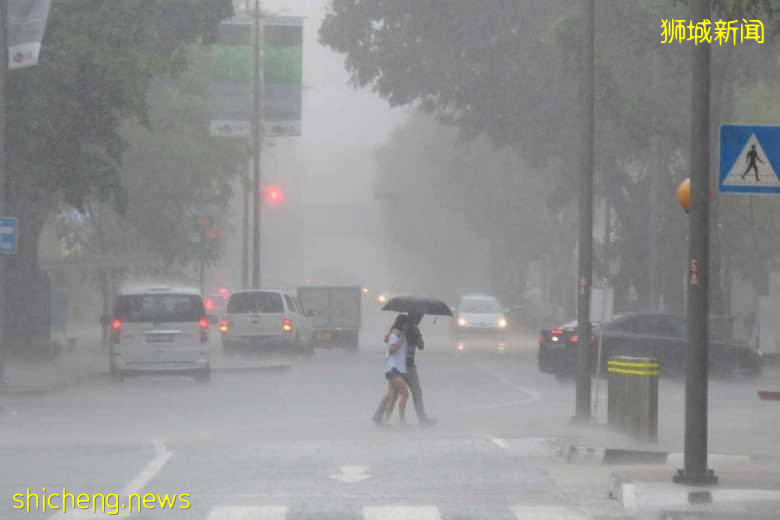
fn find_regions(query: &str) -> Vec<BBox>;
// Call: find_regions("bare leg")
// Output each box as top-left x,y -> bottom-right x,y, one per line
383,383 -> 398,423
388,376 -> 409,424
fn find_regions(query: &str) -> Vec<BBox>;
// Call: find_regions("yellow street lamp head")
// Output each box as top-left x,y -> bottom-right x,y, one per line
677,178 -> 690,213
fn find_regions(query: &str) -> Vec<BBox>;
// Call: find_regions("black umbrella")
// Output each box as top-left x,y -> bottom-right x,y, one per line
381,296 -> 453,316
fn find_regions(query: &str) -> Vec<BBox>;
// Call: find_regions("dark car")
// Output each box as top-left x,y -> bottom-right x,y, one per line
538,320 -> 597,375
538,312 -> 761,379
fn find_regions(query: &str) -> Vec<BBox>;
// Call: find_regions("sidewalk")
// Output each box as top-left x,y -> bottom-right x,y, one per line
0,329 -> 109,397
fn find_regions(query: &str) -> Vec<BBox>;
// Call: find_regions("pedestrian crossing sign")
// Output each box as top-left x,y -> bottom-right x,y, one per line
720,124 -> 780,194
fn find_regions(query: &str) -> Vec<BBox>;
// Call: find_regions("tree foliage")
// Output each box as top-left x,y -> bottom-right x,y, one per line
4,0 -> 233,347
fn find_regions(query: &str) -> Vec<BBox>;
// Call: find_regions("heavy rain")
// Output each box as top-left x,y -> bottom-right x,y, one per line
0,1 -> 779,519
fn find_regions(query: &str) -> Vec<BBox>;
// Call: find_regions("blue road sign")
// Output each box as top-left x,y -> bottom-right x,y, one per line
720,124 -> 780,194
0,217 -> 17,255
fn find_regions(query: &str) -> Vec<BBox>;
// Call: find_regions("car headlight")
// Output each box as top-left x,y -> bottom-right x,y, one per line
378,294 -> 387,303
498,318 -> 507,328
458,318 -> 467,326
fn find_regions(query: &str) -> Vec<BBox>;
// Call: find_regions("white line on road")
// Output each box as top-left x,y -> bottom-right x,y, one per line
475,363 -> 542,403
47,440 -> 173,520
363,506 -> 442,520
121,439 -> 173,496
511,505 -> 589,519
491,437 -> 510,450
207,506 -> 288,520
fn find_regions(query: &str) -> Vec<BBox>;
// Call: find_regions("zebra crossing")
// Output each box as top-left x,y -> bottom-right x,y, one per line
204,504 -> 630,520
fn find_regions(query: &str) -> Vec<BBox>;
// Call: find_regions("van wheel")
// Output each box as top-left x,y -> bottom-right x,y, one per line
195,368 -> 211,383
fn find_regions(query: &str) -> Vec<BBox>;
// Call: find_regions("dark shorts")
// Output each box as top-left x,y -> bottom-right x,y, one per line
385,368 -> 403,380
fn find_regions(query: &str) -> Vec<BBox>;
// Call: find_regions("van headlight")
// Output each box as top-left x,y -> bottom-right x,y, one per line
498,318 -> 507,328
458,317 -> 467,327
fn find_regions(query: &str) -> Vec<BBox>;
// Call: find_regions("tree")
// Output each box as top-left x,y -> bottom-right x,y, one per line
322,0 -> 780,317
4,0 -> 233,348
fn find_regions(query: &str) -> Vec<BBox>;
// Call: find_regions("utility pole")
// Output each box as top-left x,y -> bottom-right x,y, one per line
251,0 -> 263,289
674,0 -> 717,486
0,0 -> 8,379
241,165 -> 249,288
575,0 -> 595,422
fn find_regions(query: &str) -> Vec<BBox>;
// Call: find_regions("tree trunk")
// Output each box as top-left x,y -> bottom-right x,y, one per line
4,175 -> 54,357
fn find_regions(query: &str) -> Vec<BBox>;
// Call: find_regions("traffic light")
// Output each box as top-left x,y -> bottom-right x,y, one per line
263,185 -> 285,206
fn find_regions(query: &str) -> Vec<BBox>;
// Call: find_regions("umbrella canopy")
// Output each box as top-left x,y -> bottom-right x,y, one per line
381,296 -> 453,316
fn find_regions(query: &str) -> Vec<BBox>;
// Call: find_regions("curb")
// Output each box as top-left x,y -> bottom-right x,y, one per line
564,445 -> 778,466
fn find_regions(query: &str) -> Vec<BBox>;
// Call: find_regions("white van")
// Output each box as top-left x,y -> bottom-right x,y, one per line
220,289 -> 314,355
110,287 -> 211,382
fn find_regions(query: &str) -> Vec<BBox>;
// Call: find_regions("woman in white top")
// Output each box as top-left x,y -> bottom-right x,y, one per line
382,314 -> 410,424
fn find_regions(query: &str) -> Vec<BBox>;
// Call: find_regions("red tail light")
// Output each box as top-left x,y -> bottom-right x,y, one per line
111,319 -> 121,344
551,328 -> 563,335
205,298 -> 215,312
282,318 -> 293,335
199,317 -> 209,343
219,320 -> 230,333
569,334 -> 579,344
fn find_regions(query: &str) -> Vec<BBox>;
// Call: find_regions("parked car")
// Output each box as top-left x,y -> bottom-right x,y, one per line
537,312 -> 761,379
110,286 -> 211,382
220,290 -> 314,355
297,286 -> 362,352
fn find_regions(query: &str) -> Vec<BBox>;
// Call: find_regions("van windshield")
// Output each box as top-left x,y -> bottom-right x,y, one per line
114,294 -> 204,323
227,292 -> 284,313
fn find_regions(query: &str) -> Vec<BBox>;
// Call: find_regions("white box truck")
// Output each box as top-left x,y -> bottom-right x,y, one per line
297,286 -> 362,352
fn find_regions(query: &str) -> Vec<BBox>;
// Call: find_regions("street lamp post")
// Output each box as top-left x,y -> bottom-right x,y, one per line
251,0 -> 263,289
673,0 -> 718,486
575,0 -> 595,422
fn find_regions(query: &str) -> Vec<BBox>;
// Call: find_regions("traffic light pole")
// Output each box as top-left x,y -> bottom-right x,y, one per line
251,0 -> 263,289
674,0 -> 717,486
575,0 -> 595,423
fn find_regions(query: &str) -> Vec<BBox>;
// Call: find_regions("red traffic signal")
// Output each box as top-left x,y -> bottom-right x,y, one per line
263,185 -> 284,206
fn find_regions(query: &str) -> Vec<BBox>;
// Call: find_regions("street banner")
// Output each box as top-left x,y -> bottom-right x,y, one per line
8,0 -> 52,69
209,15 -> 303,138
264,17 -> 303,137
209,15 -> 253,138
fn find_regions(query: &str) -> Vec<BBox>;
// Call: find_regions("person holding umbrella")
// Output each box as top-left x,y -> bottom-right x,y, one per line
380,314 -> 410,425
373,295 -> 450,426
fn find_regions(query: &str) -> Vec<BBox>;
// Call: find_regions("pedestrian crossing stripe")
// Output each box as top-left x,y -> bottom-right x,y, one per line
721,133 -> 780,187
207,506 -> 288,520
720,124 -> 780,194
363,506 -> 441,520
202,505 -> 607,519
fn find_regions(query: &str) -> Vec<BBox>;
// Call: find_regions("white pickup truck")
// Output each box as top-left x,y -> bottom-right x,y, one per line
220,289 -> 314,355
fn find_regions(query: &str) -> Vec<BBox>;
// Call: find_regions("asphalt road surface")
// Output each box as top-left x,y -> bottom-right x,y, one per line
1,329 -> 777,519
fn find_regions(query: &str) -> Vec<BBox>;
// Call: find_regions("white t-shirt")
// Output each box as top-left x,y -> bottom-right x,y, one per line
384,332 -> 407,374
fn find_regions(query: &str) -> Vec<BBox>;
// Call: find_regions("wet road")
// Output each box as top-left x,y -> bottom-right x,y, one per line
1,330 -> 778,519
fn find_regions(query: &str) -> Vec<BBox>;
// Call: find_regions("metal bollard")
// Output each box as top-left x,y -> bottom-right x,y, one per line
607,356 -> 659,442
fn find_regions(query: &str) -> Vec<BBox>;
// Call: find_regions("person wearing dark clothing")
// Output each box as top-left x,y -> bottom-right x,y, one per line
373,311 -> 436,426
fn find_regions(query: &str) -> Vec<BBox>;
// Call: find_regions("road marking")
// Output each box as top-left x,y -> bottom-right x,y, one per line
121,439 -> 173,496
511,505 -> 589,519
363,506 -> 441,520
330,465 -> 371,483
207,506 -> 288,520
47,440 -> 173,520
475,363 -> 542,403
491,437 -> 509,449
